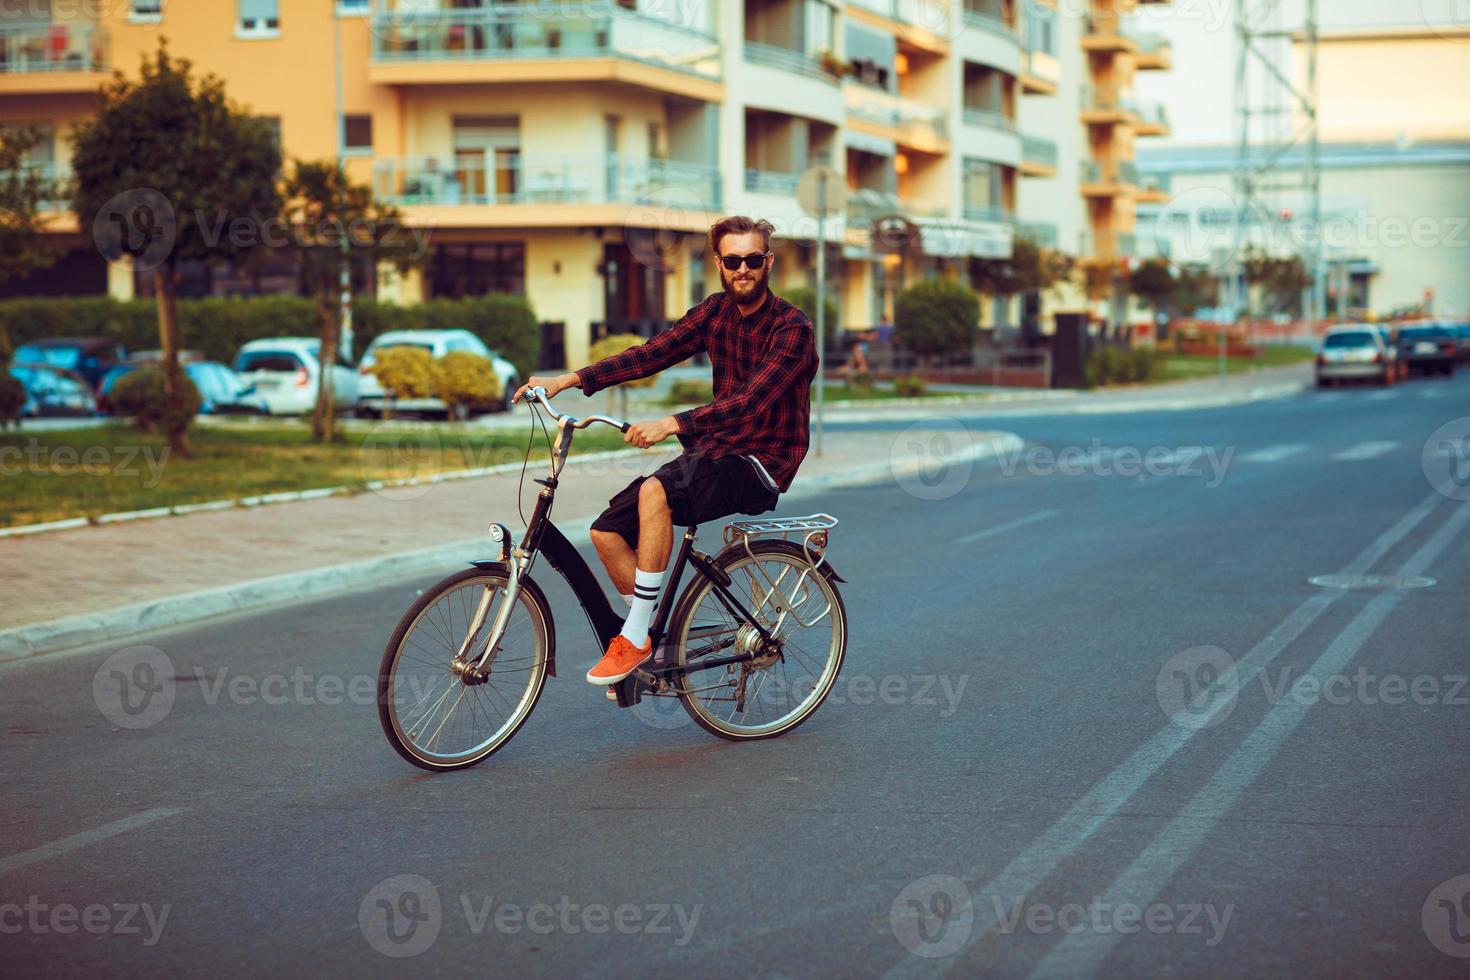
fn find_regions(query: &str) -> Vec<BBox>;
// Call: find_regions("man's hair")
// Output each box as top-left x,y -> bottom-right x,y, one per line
708,215 -> 774,256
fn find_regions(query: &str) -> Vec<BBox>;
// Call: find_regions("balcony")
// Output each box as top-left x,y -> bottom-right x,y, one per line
961,105 -> 1016,134
1135,171 -> 1171,204
1081,13 -> 1137,55
845,83 -> 948,154
1017,220 -> 1058,249
962,7 -> 1016,41
743,41 -> 838,83
744,169 -> 801,195
372,154 -> 722,230
369,7 -> 722,101
1129,31 -> 1172,71
847,189 -> 1012,259
0,22 -> 109,93
1080,84 -> 1139,127
1020,49 -> 1059,95
1133,101 -> 1171,137
1019,135 -> 1057,177
845,0 -> 952,55
1079,158 -> 1138,197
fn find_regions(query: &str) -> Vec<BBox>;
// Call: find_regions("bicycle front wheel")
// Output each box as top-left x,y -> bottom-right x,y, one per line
377,566 -> 553,771
669,539 -> 847,740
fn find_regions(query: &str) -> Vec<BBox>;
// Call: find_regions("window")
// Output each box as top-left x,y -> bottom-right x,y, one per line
238,0 -> 280,36
430,243 -> 525,298
344,115 -> 372,155
131,0 -> 164,21
336,0 -> 370,14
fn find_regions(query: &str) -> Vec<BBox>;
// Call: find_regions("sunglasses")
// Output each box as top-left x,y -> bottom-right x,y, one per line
718,252 -> 769,271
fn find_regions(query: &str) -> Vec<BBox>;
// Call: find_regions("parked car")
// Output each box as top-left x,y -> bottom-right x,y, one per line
356,329 -> 520,418
10,338 -> 125,390
1450,322 -> 1470,363
1315,326 -> 1397,387
98,359 -> 269,416
8,362 -> 99,417
231,337 -> 359,416
1394,324 -> 1457,376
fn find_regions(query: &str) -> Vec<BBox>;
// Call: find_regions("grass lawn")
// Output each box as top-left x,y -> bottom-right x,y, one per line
0,419 -> 631,529
1158,346 -> 1316,382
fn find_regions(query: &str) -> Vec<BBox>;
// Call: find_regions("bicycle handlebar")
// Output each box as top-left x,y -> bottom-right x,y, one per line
520,386 -> 631,433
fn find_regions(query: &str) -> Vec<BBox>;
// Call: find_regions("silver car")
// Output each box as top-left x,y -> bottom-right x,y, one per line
1315,326 -> 1395,387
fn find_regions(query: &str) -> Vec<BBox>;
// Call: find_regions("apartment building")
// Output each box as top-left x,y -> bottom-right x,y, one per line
1,0 -> 1171,367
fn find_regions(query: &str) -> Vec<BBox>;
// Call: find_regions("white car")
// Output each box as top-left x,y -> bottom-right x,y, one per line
356,329 -> 520,418
232,337 -> 359,416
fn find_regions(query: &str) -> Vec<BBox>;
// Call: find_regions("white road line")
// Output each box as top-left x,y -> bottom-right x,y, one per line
1027,501 -> 1470,979
1332,440 -> 1399,462
957,510 -> 1059,544
878,491 -> 1444,980
1239,443 -> 1309,464
1313,393 -> 1344,403
0,808 -> 186,877
1418,388 -> 1448,399
1365,389 -> 1399,401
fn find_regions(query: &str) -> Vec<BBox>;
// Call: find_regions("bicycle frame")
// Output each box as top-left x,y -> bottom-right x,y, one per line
459,392 -> 783,709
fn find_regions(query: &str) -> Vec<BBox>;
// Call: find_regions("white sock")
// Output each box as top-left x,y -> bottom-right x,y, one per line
620,593 -> 634,608
619,567 -> 665,647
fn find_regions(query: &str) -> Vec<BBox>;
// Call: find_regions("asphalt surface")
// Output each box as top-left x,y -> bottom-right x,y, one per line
4,371 -> 1469,977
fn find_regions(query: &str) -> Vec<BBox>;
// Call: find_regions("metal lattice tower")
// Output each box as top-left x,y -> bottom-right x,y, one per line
1229,0 -> 1323,334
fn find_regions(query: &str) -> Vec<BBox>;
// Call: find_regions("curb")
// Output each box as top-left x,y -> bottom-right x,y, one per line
0,432 -> 1022,664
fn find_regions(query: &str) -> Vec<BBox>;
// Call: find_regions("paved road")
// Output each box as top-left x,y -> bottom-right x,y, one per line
4,372 -> 1469,977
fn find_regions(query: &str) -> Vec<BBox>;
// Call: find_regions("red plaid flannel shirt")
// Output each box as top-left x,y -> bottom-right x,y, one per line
575,291 -> 819,492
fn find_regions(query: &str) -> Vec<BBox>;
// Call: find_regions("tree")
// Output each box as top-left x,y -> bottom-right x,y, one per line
1075,257 -> 1116,303
282,160 -> 421,441
71,43 -> 281,457
0,126 -> 62,282
1175,264 -> 1220,316
969,235 -> 1072,299
893,277 -> 979,364
1127,258 -> 1176,318
1242,247 -> 1310,317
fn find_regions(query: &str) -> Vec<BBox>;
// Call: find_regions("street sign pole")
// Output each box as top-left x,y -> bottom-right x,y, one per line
814,170 -> 826,457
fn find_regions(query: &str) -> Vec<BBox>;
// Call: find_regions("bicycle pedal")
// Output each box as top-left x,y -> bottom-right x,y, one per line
605,688 -> 618,702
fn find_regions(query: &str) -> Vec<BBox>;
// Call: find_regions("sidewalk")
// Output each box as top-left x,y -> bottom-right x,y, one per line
0,425 -> 1020,661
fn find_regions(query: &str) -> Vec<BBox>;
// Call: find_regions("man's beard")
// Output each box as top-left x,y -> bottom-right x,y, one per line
723,271 -> 769,306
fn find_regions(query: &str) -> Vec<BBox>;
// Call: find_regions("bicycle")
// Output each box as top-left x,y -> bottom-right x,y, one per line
376,387 -> 849,771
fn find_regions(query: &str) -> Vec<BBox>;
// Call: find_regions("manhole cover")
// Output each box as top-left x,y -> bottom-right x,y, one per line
1309,573 -> 1436,590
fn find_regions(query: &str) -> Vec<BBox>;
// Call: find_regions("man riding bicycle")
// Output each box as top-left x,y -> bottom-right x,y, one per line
515,215 -> 819,687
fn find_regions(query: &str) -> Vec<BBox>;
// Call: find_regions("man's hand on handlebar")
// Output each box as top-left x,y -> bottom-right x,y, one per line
625,416 -> 680,449
514,372 -> 580,405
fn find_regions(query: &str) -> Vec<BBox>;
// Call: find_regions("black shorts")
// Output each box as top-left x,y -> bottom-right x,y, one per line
590,452 -> 781,550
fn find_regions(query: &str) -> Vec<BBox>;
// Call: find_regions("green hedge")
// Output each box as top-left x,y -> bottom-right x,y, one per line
1085,347 -> 1164,387
0,293 -> 540,377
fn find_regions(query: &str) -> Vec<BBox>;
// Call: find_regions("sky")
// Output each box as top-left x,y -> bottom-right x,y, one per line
1130,0 -> 1469,145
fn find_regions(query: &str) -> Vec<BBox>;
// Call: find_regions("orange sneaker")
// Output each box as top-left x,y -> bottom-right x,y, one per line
586,635 -> 653,686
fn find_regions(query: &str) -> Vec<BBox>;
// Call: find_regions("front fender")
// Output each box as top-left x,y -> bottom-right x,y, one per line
467,559 -> 557,679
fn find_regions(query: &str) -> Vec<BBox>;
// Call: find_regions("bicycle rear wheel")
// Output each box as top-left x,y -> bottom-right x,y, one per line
668,539 -> 846,740
377,566 -> 552,771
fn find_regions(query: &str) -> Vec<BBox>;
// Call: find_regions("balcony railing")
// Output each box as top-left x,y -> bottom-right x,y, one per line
962,7 -> 1017,39
1021,135 -> 1057,166
961,203 -> 1013,224
1127,30 -> 1170,56
1079,159 -> 1138,186
961,105 -> 1016,133
373,154 -> 722,210
1134,101 -> 1170,130
744,41 -> 834,83
1017,220 -> 1057,248
1117,232 -> 1137,256
370,6 -> 721,81
0,23 -> 108,73
847,187 -> 948,223
744,168 -> 801,195
846,84 -> 948,140
6,162 -> 72,209
851,0 -> 952,29
1136,171 -> 1172,194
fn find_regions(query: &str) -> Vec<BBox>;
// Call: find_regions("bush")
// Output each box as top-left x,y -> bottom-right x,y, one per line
0,371 -> 24,428
664,378 -> 714,406
781,285 -> 838,335
434,351 -> 502,415
109,367 -> 202,434
893,375 -> 927,398
1085,347 -> 1163,387
0,292 -> 542,379
844,370 -> 876,398
0,323 -> 11,364
369,346 -> 437,399
894,278 -> 979,361
353,294 -> 539,378
588,333 -> 658,388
